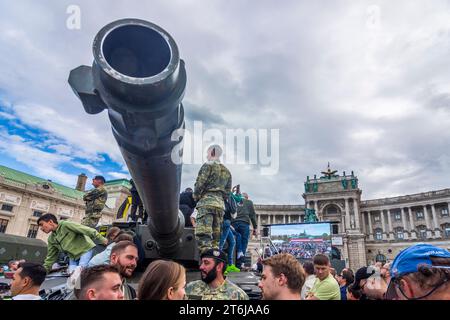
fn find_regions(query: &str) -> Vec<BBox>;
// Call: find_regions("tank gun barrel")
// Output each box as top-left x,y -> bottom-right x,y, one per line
68,19 -> 186,256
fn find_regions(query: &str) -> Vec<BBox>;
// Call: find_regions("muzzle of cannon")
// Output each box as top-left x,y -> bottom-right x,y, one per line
68,18 -> 189,258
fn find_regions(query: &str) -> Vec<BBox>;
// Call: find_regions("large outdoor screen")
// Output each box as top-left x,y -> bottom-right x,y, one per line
269,222 -> 332,260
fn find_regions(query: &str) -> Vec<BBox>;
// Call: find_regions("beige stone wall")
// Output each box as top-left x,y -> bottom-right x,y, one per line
0,182 -> 124,242
366,240 -> 450,264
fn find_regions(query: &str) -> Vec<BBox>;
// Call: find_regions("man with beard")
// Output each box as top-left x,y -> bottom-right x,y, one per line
109,241 -> 138,300
185,249 -> 248,300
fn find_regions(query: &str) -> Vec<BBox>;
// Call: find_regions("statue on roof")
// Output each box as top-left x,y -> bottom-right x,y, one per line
320,162 -> 339,179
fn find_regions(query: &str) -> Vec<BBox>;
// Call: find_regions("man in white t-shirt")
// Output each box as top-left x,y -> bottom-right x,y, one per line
301,261 -> 316,300
10,262 -> 46,300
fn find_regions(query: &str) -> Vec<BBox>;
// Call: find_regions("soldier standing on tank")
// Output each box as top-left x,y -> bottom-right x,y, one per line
82,175 -> 108,228
185,249 -> 249,300
129,179 -> 144,223
193,145 -> 232,254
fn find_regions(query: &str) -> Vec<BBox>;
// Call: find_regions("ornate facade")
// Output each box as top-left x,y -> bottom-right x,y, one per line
0,165 -> 131,242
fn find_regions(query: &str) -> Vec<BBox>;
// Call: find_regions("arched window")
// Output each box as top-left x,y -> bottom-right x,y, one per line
326,205 -> 339,214
374,228 -> 383,241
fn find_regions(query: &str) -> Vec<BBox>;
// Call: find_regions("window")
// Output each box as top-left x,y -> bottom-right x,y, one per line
394,212 -> 402,221
0,219 -> 8,233
442,208 -> 449,217
416,211 -> 424,220
395,228 -> 404,240
327,206 -> 338,214
417,226 -> 427,239
32,211 -> 43,218
1,204 -> 13,212
443,224 -> 450,238
332,224 -> 339,235
27,224 -> 39,238
374,215 -> 380,222
375,228 -> 383,240
445,227 -> 450,238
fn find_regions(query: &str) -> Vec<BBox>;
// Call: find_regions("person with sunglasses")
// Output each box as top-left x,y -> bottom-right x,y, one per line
385,244 -> 450,300
336,269 -> 354,300
353,265 -> 388,300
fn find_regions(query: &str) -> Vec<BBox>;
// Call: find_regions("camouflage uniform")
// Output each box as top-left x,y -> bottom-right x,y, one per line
82,185 -> 108,228
193,160 -> 231,254
185,279 -> 249,300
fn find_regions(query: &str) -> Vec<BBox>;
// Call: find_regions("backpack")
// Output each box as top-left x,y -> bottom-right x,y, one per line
224,194 -> 238,219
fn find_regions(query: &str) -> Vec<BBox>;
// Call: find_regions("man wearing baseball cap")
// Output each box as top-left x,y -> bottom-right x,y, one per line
185,248 -> 249,300
82,175 -> 108,228
352,266 -> 376,300
385,243 -> 450,300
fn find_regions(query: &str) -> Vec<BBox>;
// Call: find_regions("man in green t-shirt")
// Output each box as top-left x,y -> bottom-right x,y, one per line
38,213 -> 108,273
306,254 -> 340,300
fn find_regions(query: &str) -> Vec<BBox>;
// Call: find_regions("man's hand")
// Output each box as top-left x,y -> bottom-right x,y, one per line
103,239 -> 108,246
252,229 -> 258,236
305,292 -> 318,300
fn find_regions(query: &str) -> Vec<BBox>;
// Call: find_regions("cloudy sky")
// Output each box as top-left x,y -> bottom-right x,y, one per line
0,0 -> 449,204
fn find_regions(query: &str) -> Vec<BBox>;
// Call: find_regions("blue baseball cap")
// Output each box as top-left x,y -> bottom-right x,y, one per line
385,244 -> 450,300
390,243 -> 450,279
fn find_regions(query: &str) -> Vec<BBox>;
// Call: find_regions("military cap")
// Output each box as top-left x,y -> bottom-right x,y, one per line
93,175 -> 106,183
201,248 -> 227,264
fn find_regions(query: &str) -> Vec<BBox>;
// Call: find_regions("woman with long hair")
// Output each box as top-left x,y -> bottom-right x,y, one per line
138,260 -> 186,300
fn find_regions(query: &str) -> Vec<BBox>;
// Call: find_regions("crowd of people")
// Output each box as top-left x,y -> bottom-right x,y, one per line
3,217 -> 448,300
2,145 -> 449,301
273,241 -> 332,259
257,243 -> 450,300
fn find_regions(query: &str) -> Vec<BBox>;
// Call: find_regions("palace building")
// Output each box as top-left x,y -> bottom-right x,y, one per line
0,165 -> 131,242
1,164 -> 449,270
253,165 -> 450,270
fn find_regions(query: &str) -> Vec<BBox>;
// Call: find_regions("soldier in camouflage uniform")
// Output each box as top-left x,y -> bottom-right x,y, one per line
193,145 -> 232,254
185,249 -> 249,300
82,175 -> 108,228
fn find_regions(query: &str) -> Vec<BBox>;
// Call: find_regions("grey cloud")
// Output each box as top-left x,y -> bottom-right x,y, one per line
0,1 -> 450,204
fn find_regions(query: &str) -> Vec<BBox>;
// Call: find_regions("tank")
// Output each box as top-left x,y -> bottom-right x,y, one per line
68,18 -> 261,298
0,233 -> 47,265
68,18 -> 198,264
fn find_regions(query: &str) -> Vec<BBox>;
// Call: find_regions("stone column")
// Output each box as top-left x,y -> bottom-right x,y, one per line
283,215 -> 286,224
408,207 -> 417,239
387,209 -> 394,240
345,198 -> 351,230
367,211 -> 374,241
314,201 -> 319,221
268,214 -> 272,225
423,205 -> 432,238
353,198 -> 360,230
401,208 -> 408,240
288,215 -> 291,223
431,204 -> 441,238
380,210 -> 387,240
257,214 -> 261,234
